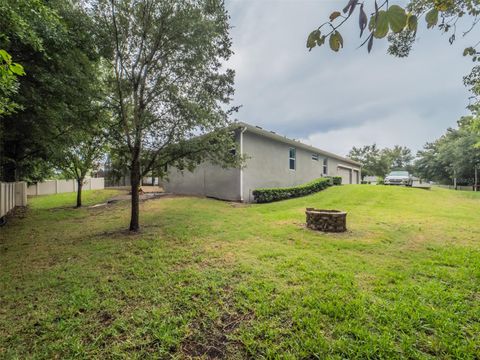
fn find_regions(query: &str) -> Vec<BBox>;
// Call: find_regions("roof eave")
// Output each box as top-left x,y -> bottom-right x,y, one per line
233,122 -> 362,167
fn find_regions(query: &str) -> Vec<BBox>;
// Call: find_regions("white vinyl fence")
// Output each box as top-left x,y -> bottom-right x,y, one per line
27,178 -> 104,196
0,182 -> 27,218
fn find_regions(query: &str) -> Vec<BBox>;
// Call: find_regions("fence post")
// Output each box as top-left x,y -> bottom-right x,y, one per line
15,182 -> 27,206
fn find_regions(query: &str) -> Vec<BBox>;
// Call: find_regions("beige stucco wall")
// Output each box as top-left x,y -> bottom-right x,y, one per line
163,163 -> 241,201
326,158 -> 361,185
241,131 -> 327,202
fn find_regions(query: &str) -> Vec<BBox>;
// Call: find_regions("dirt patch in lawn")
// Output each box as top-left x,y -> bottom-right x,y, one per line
181,310 -> 254,359
181,286 -> 254,359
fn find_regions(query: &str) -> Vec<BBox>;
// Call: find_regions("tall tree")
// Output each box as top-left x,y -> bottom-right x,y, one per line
348,143 -> 414,177
348,144 -> 389,177
383,145 -> 414,172
0,0 -> 103,182
54,130 -> 106,207
94,0 -> 237,231
415,120 -> 480,185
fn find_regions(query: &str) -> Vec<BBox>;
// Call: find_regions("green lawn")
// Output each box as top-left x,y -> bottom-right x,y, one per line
1,186 -> 479,359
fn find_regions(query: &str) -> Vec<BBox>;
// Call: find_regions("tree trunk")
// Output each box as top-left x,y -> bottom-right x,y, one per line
76,178 -> 83,208
129,156 -> 141,232
2,161 -> 17,182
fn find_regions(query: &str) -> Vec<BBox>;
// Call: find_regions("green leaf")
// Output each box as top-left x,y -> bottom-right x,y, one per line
434,0 -> 452,11
371,10 -> 389,39
463,47 -> 475,56
407,14 -> 418,32
329,11 -> 341,21
426,8 -> 439,28
387,5 -> 407,33
329,31 -> 343,52
306,30 -> 320,50
10,63 -> 25,76
0,49 -> 12,63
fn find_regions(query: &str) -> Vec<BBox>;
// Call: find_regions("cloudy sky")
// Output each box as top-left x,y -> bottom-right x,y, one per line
225,0 -> 479,156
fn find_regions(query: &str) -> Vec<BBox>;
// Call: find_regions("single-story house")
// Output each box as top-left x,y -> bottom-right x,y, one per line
163,122 -> 361,202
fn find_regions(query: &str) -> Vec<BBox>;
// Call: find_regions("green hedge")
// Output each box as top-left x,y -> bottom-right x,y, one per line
326,176 -> 342,185
252,177 -> 333,203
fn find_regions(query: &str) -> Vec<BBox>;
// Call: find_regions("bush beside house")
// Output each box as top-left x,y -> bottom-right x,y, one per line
253,177 -> 340,203
329,176 -> 342,185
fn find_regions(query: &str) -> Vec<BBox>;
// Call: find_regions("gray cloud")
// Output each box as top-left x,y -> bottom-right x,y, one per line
226,0 -> 479,156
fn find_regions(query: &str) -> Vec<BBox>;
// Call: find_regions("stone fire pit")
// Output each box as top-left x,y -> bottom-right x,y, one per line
305,208 -> 347,232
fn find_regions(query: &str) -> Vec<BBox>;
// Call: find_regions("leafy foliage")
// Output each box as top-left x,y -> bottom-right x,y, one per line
415,119 -> 480,185
326,175 -> 343,185
348,144 -> 414,178
308,0 -> 480,55
252,177 -> 333,203
0,0 -> 102,182
52,128 -> 107,207
0,49 -> 25,116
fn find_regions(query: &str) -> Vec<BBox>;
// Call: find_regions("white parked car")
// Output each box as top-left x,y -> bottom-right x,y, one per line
384,171 -> 413,186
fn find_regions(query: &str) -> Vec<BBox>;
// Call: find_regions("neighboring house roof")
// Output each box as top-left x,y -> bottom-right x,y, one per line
234,122 -> 362,167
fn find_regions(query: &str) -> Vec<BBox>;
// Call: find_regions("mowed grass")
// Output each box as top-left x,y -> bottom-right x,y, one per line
28,188 -> 125,210
1,186 -> 479,359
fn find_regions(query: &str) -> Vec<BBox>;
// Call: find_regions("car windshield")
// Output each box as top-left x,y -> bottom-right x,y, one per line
389,171 -> 409,176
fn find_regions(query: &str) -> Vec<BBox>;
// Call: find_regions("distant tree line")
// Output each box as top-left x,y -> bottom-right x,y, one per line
348,144 -> 414,178
348,119 -> 480,186
415,117 -> 480,186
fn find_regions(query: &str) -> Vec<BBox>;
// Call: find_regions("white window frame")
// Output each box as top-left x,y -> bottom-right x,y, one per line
289,147 -> 296,170
312,153 -> 319,161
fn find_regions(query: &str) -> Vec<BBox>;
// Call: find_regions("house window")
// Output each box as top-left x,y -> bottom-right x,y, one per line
323,158 -> 328,175
312,153 -> 319,161
289,147 -> 296,170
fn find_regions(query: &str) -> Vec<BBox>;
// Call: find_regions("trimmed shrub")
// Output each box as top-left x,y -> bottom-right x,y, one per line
331,176 -> 342,185
324,176 -> 342,185
252,177 -> 332,203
